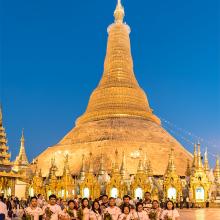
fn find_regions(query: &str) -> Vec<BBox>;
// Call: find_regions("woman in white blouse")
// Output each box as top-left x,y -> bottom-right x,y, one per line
62,200 -> 78,220
118,205 -> 133,220
80,198 -> 91,220
133,202 -> 149,220
161,201 -> 180,220
90,200 -> 103,220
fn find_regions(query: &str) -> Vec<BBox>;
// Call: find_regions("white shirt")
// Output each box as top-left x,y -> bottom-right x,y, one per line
118,213 -> 134,220
25,206 -> 44,220
61,208 -> 77,219
106,206 -> 121,220
161,209 -> 180,220
134,211 -> 149,220
90,210 -> 103,220
83,207 -> 90,220
43,204 -> 62,220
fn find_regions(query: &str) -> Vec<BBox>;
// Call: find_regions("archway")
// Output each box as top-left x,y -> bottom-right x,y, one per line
29,187 -> 34,197
135,187 -> 143,199
83,187 -> 90,198
195,186 -> 205,201
110,187 -> 118,198
7,187 -> 11,197
167,187 -> 177,200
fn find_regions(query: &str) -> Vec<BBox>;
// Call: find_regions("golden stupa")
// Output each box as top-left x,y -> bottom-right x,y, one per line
36,0 -> 192,176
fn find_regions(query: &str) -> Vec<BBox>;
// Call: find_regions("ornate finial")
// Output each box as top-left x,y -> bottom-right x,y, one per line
13,128 -> 29,168
194,143 -> 197,154
185,159 -> 191,176
98,153 -> 105,175
113,149 -> 119,173
88,152 -> 94,173
214,155 -> 220,179
79,154 -> 86,181
63,153 -> 70,176
137,147 -> 144,172
114,0 -> 125,24
65,153 -> 69,161
166,147 -> 176,173
144,152 -> 153,176
204,148 -> 209,172
120,151 -> 126,177
21,128 -> 25,142
197,142 -> 203,170
81,154 -> 86,172
51,156 -> 55,166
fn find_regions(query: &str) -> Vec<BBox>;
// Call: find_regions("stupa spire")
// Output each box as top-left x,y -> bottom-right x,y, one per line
214,156 -> 220,180
114,0 -> 125,24
79,154 -> 86,178
191,143 -> 198,173
197,141 -> 203,170
112,149 -> 120,173
144,152 -> 153,176
185,159 -> 191,177
48,156 -> 58,178
203,148 -> 210,172
98,152 -> 105,176
14,129 -> 29,166
166,147 -> 176,173
88,152 -> 94,174
137,147 -> 145,173
63,153 -> 70,175
120,151 -> 127,178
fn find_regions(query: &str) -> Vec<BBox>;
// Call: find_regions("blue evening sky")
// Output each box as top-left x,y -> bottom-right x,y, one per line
0,0 -> 219,167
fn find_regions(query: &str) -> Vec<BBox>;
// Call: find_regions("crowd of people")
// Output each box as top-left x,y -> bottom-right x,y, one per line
0,192 -> 180,220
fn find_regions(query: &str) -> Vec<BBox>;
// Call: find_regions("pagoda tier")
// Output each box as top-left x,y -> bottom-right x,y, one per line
0,106 -> 12,171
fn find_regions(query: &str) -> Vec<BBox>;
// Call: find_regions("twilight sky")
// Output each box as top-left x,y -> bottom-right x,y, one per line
0,0 -> 219,167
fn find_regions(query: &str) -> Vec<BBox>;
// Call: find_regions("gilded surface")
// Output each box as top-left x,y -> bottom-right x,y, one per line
36,0 -> 193,177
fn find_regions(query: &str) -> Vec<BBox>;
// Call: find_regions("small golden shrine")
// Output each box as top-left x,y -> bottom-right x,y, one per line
106,150 -> 127,198
78,153 -> 100,199
45,157 -> 59,198
130,148 -> 151,199
30,165 -> 44,197
163,148 -> 182,202
189,142 -> 210,205
58,154 -> 75,199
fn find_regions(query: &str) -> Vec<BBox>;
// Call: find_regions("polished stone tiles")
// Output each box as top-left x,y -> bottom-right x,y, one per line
179,208 -> 220,220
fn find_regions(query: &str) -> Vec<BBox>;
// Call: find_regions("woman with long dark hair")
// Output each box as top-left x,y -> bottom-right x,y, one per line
90,200 -> 103,220
133,202 -> 149,220
118,205 -> 132,220
161,201 -> 180,220
62,200 -> 78,220
77,198 -> 90,220
148,200 -> 162,220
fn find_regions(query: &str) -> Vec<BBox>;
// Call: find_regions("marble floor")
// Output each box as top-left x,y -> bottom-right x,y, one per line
179,208 -> 220,220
